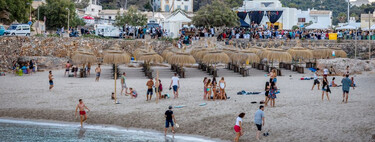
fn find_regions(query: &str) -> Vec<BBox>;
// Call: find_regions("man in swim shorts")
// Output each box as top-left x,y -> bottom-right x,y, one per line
95,64 -> 101,82
169,73 -> 180,99
64,61 -> 71,77
49,71 -> 54,90
146,78 -> 154,101
165,106 -> 177,136
75,99 -> 90,127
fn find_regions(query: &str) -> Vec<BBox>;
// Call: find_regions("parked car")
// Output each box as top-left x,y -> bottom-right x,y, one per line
4,24 -> 31,36
0,25 -> 5,36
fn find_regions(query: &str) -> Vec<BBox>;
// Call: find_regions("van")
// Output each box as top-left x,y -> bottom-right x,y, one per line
95,24 -> 120,38
0,25 -> 5,36
4,24 -> 31,36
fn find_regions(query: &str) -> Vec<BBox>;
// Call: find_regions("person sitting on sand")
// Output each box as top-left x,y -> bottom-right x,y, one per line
212,77 -> 217,101
264,82 -> 270,107
321,76 -> 331,101
254,106 -> 265,141
205,79 -> 212,100
234,112 -> 245,142
111,92 -> 115,100
165,106 -> 177,136
329,66 -> 336,75
203,77 -> 208,100
125,88 -> 138,98
146,78 -> 154,101
219,77 -> 226,100
75,99 -> 90,127
269,82 -> 277,107
311,69 -> 320,90
331,77 -> 338,87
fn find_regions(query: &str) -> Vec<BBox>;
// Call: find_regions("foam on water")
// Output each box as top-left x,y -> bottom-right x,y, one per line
0,118 -> 219,142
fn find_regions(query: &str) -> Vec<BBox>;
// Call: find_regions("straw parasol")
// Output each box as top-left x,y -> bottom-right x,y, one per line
287,47 -> 313,60
168,52 -> 196,65
242,50 -> 260,65
330,47 -> 347,58
161,50 -> 174,62
202,51 -> 230,65
72,49 -> 97,65
312,47 -> 333,59
265,48 -> 292,66
137,52 -> 164,63
103,45 -> 131,104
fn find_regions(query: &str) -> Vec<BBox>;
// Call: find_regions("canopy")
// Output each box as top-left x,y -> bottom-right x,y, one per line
240,19 -> 250,27
306,23 -> 328,30
154,12 -> 165,20
336,25 -> 357,30
165,12 -> 192,23
83,16 -> 94,20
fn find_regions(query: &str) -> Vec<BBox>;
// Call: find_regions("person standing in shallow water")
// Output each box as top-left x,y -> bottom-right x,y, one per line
75,99 -> 90,127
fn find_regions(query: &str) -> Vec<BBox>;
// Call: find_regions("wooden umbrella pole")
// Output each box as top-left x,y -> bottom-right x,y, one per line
114,63 -> 117,104
155,70 -> 159,104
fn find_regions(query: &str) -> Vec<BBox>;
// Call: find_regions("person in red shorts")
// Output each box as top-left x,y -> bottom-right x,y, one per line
75,99 -> 90,127
234,112 -> 245,142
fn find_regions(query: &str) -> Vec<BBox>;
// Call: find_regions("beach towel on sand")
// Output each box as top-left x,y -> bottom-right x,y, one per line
237,90 -> 262,95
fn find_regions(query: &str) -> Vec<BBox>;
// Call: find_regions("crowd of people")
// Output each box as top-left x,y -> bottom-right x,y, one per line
12,60 -> 37,76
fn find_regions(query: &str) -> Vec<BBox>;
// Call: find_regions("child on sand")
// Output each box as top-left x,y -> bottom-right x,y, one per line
234,113 -> 245,142
264,82 -> 270,107
126,88 -> 138,98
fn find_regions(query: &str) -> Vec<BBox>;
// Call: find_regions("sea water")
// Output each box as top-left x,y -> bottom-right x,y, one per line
0,119 -> 217,142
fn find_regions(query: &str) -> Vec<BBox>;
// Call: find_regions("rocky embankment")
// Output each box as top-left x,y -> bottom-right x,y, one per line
0,37 -> 171,72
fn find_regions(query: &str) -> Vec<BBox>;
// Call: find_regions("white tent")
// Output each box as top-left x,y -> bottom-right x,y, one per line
154,13 -> 165,24
362,25 -> 375,31
162,10 -> 192,38
336,25 -> 357,30
305,23 -> 328,30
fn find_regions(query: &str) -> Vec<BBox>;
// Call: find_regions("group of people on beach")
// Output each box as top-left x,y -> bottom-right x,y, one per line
264,69 -> 278,107
311,66 -> 355,103
12,60 -> 37,76
203,77 -> 227,100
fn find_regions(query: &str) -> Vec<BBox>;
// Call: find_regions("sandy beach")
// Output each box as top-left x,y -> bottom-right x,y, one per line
0,65 -> 374,141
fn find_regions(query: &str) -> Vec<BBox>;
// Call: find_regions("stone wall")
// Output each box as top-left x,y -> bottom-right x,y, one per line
0,37 -> 172,72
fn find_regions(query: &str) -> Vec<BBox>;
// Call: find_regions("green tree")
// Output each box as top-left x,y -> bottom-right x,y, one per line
350,13 -> 359,21
0,0 -> 33,24
143,1 -> 152,12
192,0 -> 239,27
115,5 -> 147,27
39,0 -> 85,30
338,12 -> 347,23
223,0 -> 243,8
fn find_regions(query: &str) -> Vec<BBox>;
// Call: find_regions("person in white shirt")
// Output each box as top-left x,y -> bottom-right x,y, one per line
323,67 -> 329,76
311,69 -> 320,90
234,112 -> 245,142
169,73 -> 180,99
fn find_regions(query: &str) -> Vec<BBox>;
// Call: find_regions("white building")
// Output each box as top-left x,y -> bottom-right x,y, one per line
160,0 -> 193,12
97,9 -> 127,24
236,0 -> 332,30
297,9 -> 332,29
83,0 -> 102,17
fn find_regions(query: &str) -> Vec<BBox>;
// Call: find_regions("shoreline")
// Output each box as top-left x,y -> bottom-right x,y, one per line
0,116 -> 224,142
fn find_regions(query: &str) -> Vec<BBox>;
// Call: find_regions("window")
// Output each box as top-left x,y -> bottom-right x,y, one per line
177,5 -> 181,9
165,5 -> 169,12
184,5 -> 188,11
22,26 -> 29,30
298,18 -> 305,22
16,26 -> 21,30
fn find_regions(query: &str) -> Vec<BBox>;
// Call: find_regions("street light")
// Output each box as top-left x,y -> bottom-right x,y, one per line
66,8 -> 70,34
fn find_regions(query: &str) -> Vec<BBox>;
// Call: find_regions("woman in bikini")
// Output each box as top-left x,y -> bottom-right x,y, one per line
203,77 -> 208,100
268,69 -> 277,84
219,77 -> 226,100
212,77 -> 217,101
321,76 -> 330,101
205,79 -> 212,100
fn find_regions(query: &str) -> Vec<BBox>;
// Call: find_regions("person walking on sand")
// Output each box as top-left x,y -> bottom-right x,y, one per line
255,105 -> 265,140
311,69 -> 320,90
49,71 -> 54,90
95,64 -> 101,82
169,73 -> 180,99
146,78 -> 154,101
165,106 -> 177,136
321,76 -> 331,101
264,82 -> 270,107
64,61 -> 71,76
234,112 -> 245,142
121,72 -> 128,95
75,99 -> 90,127
219,77 -> 226,100
341,74 -> 353,103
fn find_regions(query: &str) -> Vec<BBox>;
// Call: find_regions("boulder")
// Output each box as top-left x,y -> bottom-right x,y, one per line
317,58 -> 373,75
18,56 -> 69,70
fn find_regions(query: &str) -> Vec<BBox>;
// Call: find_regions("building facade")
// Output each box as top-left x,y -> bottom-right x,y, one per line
360,12 -> 375,29
297,9 -> 332,28
160,0 -> 193,12
83,0 -> 103,17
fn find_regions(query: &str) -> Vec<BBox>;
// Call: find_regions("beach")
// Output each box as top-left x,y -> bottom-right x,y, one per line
0,65 -> 374,141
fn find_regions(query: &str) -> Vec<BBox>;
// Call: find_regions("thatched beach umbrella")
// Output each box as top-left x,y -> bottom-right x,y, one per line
103,48 -> 131,104
287,47 -> 313,61
266,48 -> 292,66
330,47 -> 347,58
161,50 -> 174,62
202,51 -> 230,65
168,52 -> 196,65
312,47 -> 333,59
138,52 -> 164,63
72,49 -> 97,65
242,51 -> 260,65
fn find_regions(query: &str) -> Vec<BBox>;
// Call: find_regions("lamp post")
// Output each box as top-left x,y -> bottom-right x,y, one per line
66,8 -> 70,34
347,0 -> 350,24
